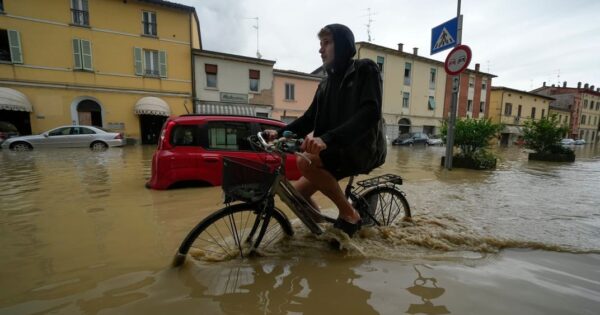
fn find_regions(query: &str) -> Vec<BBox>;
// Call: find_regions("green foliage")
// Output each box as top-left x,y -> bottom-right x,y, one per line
522,115 -> 570,154
441,118 -> 503,157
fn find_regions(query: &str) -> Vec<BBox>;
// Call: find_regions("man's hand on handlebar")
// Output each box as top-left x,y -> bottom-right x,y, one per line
263,129 -> 279,142
301,132 -> 327,155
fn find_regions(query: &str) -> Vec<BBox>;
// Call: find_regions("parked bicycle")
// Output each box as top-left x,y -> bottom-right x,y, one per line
172,132 -> 411,266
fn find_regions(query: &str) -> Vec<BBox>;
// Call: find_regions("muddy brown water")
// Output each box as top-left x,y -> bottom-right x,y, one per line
1,144 -> 599,314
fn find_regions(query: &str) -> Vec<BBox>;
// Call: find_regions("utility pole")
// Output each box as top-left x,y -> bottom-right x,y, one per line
247,17 -> 262,59
444,0 -> 462,170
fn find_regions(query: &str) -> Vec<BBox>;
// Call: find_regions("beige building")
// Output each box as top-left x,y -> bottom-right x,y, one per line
194,50 -> 274,117
489,87 -> 553,145
0,0 -> 200,144
355,42 -> 447,139
272,69 -> 321,123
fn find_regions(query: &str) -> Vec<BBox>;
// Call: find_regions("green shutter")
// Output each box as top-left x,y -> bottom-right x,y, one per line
72,38 -> 82,69
81,0 -> 89,11
81,40 -> 93,70
134,47 -> 143,75
8,30 -> 23,64
71,0 -> 78,9
159,50 -> 167,78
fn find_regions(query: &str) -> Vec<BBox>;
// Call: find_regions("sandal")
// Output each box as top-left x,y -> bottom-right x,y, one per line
333,217 -> 362,237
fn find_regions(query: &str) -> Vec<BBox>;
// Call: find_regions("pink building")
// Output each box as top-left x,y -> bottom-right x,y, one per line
272,69 -> 322,123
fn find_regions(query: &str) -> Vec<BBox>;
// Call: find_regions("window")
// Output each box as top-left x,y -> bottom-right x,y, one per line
171,125 -> 203,146
467,100 -> 473,112
0,29 -> 22,63
541,109 -> 545,118
581,115 -> 586,125
517,105 -> 522,117
531,107 -> 536,119
256,113 -> 269,118
504,103 -> 512,116
591,101 -> 595,110
403,62 -> 411,85
285,83 -> 295,100
142,11 -> 157,36
376,56 -> 384,72
71,0 -> 89,26
428,96 -> 435,110
205,64 -> 217,88
402,92 -> 410,108
482,80 -> 487,91
133,47 -> 167,77
480,101 -> 485,113
469,77 -> 474,88
429,68 -> 436,89
249,69 -> 260,92
583,100 -> 588,109
207,122 -> 252,151
0,0 -> 4,12
72,38 -> 93,70
49,127 -> 72,136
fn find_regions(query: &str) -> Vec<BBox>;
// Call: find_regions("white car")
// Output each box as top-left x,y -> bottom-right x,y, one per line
574,139 -> 586,145
1,125 -> 124,151
427,137 -> 444,146
560,138 -> 575,145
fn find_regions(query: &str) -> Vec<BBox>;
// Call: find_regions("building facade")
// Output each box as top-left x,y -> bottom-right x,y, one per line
272,69 -> 320,123
194,50 -> 274,117
0,0 -> 200,144
442,63 -> 495,121
355,42 -> 448,140
533,82 -> 600,142
489,87 -> 553,145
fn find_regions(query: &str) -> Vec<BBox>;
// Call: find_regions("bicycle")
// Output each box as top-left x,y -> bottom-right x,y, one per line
172,132 -> 411,266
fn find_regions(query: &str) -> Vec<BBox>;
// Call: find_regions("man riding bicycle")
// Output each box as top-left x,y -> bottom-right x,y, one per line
266,24 -> 386,237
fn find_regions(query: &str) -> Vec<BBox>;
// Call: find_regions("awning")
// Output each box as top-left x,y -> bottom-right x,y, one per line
134,97 -> 171,116
197,103 -> 256,116
0,87 -> 33,112
502,125 -> 523,134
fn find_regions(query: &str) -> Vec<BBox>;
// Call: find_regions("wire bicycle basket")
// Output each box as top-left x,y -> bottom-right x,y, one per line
222,156 -> 277,203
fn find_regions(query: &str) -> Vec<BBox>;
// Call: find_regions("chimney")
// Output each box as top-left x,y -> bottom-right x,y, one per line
578,82 -> 582,88
552,84 -> 555,87
413,47 -> 418,55
543,81 -> 546,87
591,85 -> 595,90
397,43 -> 403,52
584,83 -> 589,89
563,81 -> 567,88
597,88 -> 600,92
475,63 -> 480,71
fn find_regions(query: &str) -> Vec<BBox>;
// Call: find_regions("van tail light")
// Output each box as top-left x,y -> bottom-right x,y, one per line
114,133 -> 123,140
158,120 -> 176,150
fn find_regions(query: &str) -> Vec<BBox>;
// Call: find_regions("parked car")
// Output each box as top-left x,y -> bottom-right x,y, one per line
560,138 -> 575,145
146,115 -> 301,190
392,132 -> 429,146
427,135 -> 444,146
1,126 -> 124,151
0,121 -> 19,145
574,139 -> 586,145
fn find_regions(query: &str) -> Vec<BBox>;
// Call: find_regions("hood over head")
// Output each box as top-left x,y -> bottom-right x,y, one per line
322,24 -> 356,75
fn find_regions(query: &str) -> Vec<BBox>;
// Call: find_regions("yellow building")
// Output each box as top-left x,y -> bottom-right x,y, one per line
0,0 -> 200,144
489,87 -> 554,145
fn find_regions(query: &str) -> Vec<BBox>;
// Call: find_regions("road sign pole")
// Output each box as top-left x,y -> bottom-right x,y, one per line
445,0 -> 463,170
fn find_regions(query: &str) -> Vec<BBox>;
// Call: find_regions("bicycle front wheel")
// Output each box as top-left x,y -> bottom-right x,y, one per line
174,203 -> 293,264
359,187 -> 411,226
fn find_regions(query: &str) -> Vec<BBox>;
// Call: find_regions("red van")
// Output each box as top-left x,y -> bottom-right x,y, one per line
146,115 -> 301,190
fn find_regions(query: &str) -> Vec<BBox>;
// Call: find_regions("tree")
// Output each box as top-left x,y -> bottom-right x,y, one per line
522,114 -> 570,154
441,118 -> 503,169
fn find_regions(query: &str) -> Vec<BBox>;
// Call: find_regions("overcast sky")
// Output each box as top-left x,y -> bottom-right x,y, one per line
177,0 -> 599,91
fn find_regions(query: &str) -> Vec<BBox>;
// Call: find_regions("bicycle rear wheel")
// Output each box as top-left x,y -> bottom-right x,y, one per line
173,203 -> 293,265
358,186 -> 411,226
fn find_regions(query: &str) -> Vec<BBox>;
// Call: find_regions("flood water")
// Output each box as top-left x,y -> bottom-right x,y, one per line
1,144 -> 599,314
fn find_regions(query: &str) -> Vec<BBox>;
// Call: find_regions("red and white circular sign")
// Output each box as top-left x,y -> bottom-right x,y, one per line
444,45 -> 472,76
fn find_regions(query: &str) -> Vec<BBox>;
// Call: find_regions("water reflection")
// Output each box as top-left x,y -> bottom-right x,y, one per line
406,265 -> 450,315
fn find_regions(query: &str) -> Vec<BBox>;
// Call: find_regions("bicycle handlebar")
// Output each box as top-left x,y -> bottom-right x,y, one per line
255,132 -> 311,165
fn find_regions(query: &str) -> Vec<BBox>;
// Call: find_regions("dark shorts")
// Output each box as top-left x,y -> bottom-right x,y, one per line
319,148 -> 355,180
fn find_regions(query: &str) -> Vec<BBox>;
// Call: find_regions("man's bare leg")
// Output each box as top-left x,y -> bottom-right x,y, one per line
292,177 -> 319,210
296,153 -> 360,223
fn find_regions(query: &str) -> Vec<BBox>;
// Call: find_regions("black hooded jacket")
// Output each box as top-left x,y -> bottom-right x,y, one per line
283,24 -> 386,176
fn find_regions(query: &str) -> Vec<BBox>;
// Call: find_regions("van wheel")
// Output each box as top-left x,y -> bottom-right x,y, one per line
91,141 -> 108,151
11,142 -> 32,151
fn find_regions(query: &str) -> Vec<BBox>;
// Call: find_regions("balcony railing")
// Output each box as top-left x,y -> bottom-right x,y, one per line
71,9 -> 89,26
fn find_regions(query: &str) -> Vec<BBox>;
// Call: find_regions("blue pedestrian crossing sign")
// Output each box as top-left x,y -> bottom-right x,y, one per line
431,16 -> 460,55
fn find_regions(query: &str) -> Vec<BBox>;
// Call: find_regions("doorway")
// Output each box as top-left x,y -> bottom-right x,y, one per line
139,115 -> 167,145
77,100 -> 102,126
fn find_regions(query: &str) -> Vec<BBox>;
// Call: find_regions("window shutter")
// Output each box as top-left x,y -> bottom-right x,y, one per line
81,0 -> 89,11
71,0 -> 78,9
8,30 -> 23,64
205,64 -> 217,74
134,47 -> 143,75
72,38 -> 82,69
159,50 -> 167,77
249,69 -> 260,79
81,40 -> 93,70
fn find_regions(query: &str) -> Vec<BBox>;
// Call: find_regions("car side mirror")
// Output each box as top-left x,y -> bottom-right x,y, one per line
43,133 -> 49,137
